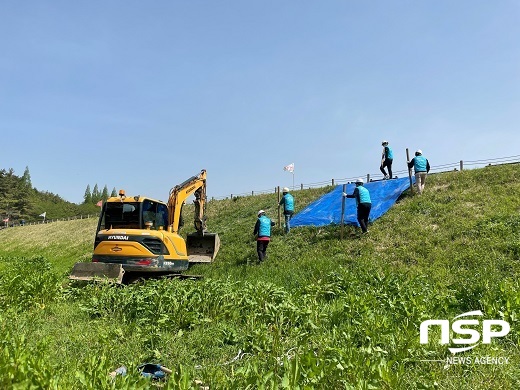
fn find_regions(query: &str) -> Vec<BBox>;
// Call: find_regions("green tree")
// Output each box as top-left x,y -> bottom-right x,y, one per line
0,168 -> 30,221
101,185 -> 109,200
92,184 -> 100,203
0,169 -> 8,215
83,185 -> 92,204
0,169 -> 16,216
15,176 -> 31,218
111,187 -> 117,197
21,166 -> 32,189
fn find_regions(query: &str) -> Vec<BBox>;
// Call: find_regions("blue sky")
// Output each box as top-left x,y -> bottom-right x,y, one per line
1,1 -> 519,204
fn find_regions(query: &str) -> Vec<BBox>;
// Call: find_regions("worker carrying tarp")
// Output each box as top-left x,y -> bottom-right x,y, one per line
290,176 -> 414,228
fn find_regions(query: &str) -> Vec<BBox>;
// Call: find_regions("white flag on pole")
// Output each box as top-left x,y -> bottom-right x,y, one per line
39,212 -> 46,218
283,163 -> 294,173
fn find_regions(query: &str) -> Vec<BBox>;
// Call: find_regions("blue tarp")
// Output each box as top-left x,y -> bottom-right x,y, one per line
291,177 -> 414,228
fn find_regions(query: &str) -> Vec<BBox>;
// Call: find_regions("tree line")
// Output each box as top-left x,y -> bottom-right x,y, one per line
0,166 -> 113,224
83,184 -> 117,204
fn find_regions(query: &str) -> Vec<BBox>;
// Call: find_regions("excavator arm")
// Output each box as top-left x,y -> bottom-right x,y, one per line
167,169 -> 220,263
167,169 -> 208,234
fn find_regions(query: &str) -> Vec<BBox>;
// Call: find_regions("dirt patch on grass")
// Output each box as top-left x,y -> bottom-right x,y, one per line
430,183 -> 450,192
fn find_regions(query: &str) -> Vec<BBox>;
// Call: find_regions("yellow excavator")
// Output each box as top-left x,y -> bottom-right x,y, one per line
69,169 -> 220,283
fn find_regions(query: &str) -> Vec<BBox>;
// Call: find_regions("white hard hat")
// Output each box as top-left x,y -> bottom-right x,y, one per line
382,140 -> 388,145
355,178 -> 364,184
258,210 -> 265,216
416,149 -> 422,155
282,187 -> 289,193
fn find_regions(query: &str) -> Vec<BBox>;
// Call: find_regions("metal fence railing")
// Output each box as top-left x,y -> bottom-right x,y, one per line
210,154 -> 520,200
2,154 -> 519,227
1,214 -> 97,229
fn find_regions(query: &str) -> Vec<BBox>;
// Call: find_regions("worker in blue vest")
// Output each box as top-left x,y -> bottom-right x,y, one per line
407,149 -> 430,195
379,140 -> 393,179
278,187 -> 295,234
343,178 -> 372,234
253,210 -> 276,263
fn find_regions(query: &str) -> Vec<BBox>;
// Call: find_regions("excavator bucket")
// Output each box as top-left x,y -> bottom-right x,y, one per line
187,233 -> 220,263
69,262 -> 125,284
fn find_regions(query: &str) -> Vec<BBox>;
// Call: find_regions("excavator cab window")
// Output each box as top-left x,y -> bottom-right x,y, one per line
142,200 -> 156,228
142,200 -> 168,230
156,203 -> 168,230
102,202 -> 140,229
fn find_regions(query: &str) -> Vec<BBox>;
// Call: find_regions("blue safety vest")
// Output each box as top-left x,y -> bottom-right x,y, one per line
414,156 -> 428,172
258,215 -> 272,237
385,146 -> 393,160
356,186 -> 371,205
282,193 -> 294,212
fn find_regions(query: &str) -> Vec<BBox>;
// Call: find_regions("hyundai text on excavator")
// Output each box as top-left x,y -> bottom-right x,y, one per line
69,169 -> 220,283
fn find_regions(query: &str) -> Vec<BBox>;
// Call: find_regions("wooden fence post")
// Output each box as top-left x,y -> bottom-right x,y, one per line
460,160 -> 464,171
406,148 -> 414,194
340,184 -> 347,240
277,186 -> 281,227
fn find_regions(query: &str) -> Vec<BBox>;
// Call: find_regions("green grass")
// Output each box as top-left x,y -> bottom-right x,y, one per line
1,164 -> 520,389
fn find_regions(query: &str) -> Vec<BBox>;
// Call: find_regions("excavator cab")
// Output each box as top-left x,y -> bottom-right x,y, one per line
94,197 -> 220,262
99,199 -> 169,231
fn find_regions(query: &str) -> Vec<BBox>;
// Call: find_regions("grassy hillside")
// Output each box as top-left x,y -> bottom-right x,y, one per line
1,164 -> 519,389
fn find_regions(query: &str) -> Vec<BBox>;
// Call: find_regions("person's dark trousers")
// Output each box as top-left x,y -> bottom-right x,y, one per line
380,159 -> 393,178
257,240 -> 269,262
357,203 -> 371,233
386,159 -> 393,178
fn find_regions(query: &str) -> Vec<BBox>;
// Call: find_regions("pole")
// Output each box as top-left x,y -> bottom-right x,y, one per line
277,186 -> 281,228
340,184 -> 346,240
292,172 -> 295,190
406,148 -> 414,194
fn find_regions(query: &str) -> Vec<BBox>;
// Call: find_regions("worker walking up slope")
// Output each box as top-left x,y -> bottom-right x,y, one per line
278,187 -> 295,234
343,178 -> 372,234
408,150 -> 431,195
380,140 -> 394,179
253,210 -> 276,263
